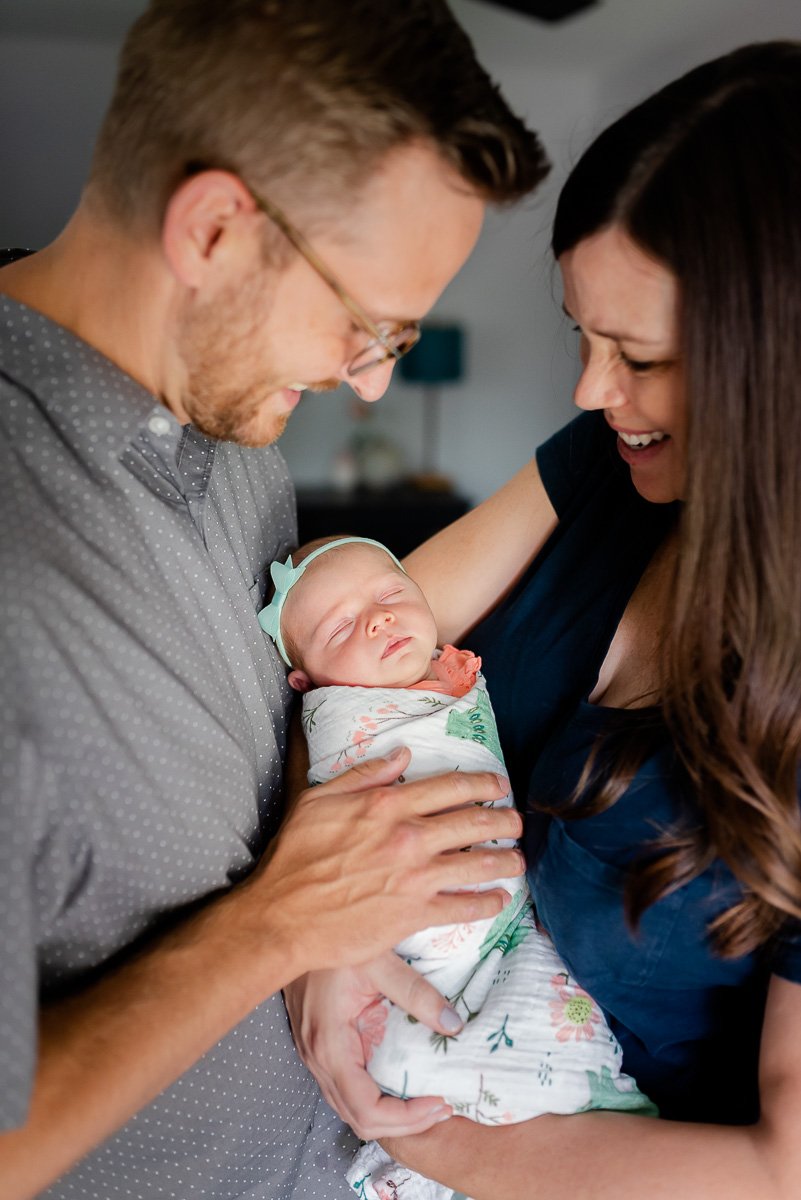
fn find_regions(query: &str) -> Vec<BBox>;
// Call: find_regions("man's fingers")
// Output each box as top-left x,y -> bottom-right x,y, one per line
311,746 -> 412,796
427,886 -> 513,928
436,846 -> 525,887
422,804 -> 523,855
365,953 -> 464,1036
401,769 -> 511,816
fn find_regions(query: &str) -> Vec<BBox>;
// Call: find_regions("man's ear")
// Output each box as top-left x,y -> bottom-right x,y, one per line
288,669 -> 314,693
161,169 -> 258,289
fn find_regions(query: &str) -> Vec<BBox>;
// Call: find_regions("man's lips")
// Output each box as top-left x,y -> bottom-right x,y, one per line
382,636 -> 411,659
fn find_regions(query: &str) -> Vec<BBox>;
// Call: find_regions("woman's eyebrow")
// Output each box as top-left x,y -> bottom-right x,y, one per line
562,304 -> 665,346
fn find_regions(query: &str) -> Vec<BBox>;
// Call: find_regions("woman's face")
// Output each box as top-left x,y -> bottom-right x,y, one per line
559,225 -> 686,504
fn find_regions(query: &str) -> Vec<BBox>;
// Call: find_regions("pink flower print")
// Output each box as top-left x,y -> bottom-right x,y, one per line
549,972 -> 601,1043
359,715 -> 379,730
431,923 -> 475,954
351,729 -> 375,757
376,704 -> 400,714
376,1171 -> 412,1200
357,998 -> 389,1064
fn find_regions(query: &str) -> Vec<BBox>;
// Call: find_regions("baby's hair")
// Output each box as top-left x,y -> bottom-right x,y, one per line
281,534 -> 355,672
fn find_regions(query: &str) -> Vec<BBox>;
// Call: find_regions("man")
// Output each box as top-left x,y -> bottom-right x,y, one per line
0,2 -> 548,1196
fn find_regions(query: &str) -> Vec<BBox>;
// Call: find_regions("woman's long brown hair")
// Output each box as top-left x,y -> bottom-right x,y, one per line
551,42 -> 801,956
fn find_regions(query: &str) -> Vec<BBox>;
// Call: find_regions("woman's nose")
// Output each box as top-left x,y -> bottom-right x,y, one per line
346,358 -> 396,403
367,609 -> 395,636
573,359 -> 626,412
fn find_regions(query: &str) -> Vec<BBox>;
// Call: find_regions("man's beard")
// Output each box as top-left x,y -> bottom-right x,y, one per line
173,271 -> 338,447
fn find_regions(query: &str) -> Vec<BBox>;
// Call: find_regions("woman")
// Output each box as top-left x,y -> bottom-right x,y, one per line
288,41 -> 801,1198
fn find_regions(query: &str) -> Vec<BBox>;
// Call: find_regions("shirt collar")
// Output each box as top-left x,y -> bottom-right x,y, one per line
0,293 -> 184,463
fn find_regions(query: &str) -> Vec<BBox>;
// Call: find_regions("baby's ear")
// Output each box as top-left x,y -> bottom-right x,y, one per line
288,669 -> 313,693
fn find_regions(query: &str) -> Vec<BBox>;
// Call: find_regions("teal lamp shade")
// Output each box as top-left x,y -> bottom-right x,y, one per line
399,324 -> 464,384
398,324 -> 465,486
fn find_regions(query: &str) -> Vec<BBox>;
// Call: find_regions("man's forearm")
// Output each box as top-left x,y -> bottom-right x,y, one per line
0,754 -> 522,1199
0,882 -> 300,1200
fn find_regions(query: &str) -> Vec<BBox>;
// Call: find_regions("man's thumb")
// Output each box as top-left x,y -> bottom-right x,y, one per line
321,745 -> 412,793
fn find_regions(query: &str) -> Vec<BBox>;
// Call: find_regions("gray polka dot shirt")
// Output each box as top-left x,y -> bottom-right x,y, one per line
0,295 -> 358,1198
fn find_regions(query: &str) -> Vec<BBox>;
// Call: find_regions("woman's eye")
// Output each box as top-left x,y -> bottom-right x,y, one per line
620,352 -> 656,374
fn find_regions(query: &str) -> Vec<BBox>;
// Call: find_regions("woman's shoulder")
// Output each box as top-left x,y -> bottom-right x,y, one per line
535,410 -> 621,517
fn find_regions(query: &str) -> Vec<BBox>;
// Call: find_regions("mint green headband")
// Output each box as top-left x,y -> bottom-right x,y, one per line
258,536 -> 405,667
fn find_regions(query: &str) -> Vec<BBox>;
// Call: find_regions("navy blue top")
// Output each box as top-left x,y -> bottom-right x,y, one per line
470,411 -> 801,1125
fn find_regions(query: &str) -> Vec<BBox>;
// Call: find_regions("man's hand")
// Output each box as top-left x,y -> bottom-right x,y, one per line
249,747 -> 523,980
0,748 -> 520,1199
285,953 -> 464,1139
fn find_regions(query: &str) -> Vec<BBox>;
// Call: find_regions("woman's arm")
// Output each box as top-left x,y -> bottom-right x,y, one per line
403,457 -> 557,646
383,974 -> 801,1200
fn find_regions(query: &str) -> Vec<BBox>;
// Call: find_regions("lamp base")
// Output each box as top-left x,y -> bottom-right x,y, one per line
407,469 -> 454,493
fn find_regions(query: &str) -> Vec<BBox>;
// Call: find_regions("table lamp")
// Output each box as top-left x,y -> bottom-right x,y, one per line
398,322 -> 464,491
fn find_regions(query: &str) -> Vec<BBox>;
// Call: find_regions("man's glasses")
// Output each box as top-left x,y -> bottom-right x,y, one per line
250,187 -> 421,378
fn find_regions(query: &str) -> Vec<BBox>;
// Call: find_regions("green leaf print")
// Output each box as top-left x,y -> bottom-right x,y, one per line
445,688 -> 505,766
477,891 -> 533,963
486,1014 -> 514,1053
302,699 -> 326,734
579,1066 -> 659,1117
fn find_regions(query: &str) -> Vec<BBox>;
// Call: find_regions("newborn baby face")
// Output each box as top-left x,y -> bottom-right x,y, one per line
283,544 -> 438,689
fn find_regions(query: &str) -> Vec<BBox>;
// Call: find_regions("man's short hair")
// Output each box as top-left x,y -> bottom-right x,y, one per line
88,0 -> 548,231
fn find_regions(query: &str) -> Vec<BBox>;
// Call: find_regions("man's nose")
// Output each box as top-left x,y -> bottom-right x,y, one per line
345,358 -> 396,403
367,609 -> 395,636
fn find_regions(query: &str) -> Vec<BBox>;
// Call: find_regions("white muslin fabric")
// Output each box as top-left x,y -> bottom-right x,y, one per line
301,666 -> 655,1200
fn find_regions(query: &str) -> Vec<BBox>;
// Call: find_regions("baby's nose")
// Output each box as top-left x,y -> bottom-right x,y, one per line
368,609 -> 395,636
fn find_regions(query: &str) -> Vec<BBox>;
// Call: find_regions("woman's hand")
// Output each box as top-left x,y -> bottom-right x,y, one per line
379,975 -> 801,1200
284,954 -> 464,1139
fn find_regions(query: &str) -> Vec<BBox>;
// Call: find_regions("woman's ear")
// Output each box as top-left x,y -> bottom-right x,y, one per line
288,669 -> 314,693
161,169 -> 257,290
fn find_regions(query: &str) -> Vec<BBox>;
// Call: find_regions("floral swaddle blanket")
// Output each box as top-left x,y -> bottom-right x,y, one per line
301,665 -> 655,1200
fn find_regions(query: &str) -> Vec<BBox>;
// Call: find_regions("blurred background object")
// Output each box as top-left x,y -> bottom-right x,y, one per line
399,323 -> 466,493
3,0 -> 801,545
484,0 -> 597,20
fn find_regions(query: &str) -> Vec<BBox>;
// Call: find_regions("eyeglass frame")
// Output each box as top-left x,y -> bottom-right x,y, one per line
248,186 -> 422,378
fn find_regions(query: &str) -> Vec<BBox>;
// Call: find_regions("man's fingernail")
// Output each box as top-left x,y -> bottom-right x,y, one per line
496,775 -> 510,791
387,746 -> 406,761
440,1006 -> 463,1033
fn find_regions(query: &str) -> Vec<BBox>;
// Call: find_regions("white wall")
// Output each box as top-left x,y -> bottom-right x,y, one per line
277,57 -> 593,501
3,0 -> 801,504
280,0 -> 801,503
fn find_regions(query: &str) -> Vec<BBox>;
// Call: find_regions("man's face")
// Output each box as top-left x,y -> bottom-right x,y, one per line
172,142 -> 485,446
283,544 -> 439,689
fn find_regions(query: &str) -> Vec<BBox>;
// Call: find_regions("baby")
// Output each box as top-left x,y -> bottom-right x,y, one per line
260,536 -> 654,1200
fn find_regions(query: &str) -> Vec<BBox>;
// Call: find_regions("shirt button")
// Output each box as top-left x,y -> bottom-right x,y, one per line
148,415 -> 172,436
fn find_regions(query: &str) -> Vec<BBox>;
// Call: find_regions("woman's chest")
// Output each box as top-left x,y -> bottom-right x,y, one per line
587,532 -> 677,709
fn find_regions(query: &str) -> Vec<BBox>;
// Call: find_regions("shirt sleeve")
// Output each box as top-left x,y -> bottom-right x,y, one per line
0,710 -> 41,1129
535,410 -> 620,518
769,917 -> 801,984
